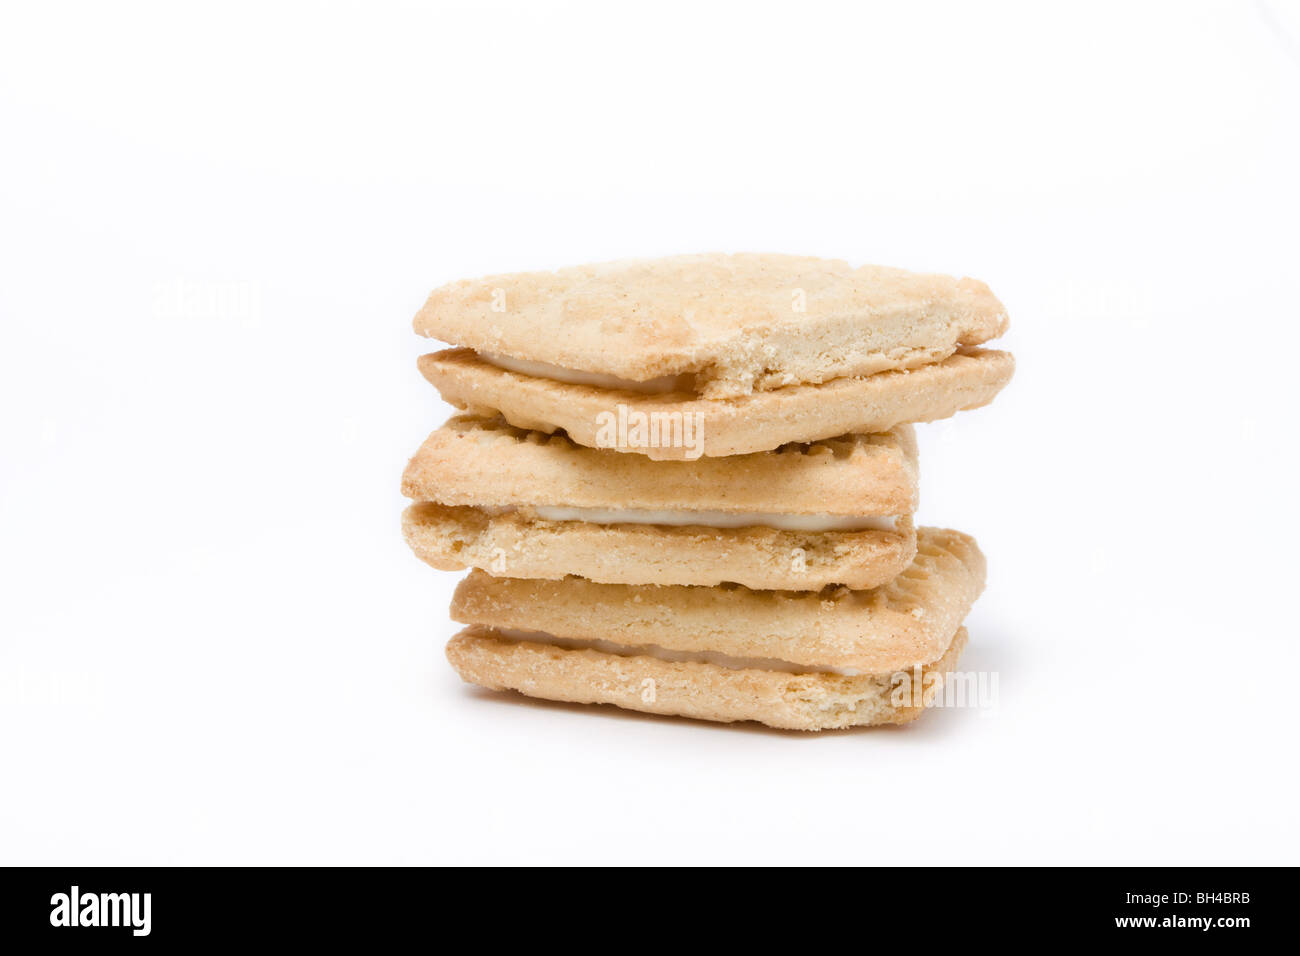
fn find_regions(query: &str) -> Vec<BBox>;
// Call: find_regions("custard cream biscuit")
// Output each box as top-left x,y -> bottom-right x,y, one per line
445,624 -> 970,731
401,415 -> 919,590
451,527 -> 984,674
414,253 -> 1014,458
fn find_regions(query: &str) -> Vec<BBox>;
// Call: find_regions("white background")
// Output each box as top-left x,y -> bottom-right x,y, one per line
2,0 -> 1297,865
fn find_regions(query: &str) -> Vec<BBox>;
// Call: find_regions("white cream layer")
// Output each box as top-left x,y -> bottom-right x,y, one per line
480,351 -> 690,394
493,628 -> 864,676
527,505 -> 899,532
477,505 -> 902,532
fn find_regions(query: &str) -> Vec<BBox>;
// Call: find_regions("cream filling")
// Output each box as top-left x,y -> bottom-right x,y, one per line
527,505 -> 899,532
479,352 -> 690,394
494,628 -> 864,676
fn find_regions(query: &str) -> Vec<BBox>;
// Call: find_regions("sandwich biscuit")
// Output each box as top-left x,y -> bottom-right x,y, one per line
402,415 -> 920,590
414,253 -> 1014,458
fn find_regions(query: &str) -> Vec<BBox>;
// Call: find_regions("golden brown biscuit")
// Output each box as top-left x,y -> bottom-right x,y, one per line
445,624 -> 970,731
419,347 -> 1013,460
414,253 -> 1007,398
404,503 -> 916,591
402,415 -> 918,515
401,415 -> 921,589
450,527 -> 984,672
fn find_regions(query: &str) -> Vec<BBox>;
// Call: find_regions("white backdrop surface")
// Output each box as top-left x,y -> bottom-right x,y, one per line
1,0 -> 1297,864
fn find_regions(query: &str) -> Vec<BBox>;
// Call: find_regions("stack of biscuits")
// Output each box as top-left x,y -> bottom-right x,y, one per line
401,254 -> 1013,730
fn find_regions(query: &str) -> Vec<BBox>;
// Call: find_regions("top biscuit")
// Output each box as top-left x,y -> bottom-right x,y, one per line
414,253 -> 1008,399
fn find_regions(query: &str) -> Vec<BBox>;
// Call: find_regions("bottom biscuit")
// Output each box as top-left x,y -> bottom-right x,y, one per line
445,625 -> 968,731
